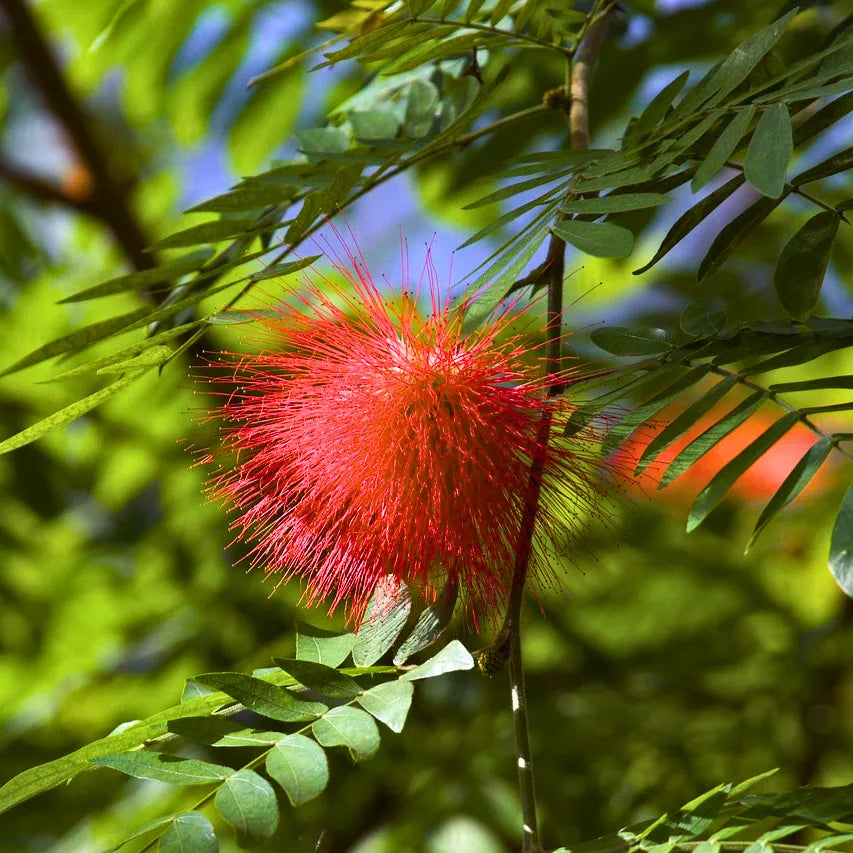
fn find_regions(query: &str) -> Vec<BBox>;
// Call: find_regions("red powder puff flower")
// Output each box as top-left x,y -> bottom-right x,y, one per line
201,245 -> 610,625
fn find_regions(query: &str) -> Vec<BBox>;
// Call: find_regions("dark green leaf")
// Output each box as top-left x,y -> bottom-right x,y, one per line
793,145 -> 853,186
559,193 -> 668,215
830,484 -> 853,597
312,706 -> 380,761
740,783 -> 853,826
357,681 -> 414,733
59,249 -> 215,302
659,391 -> 769,489
636,70 -> 690,134
187,184 -> 294,214
92,751 -> 233,785
698,195 -> 783,281
744,103 -> 792,198
400,640 -> 474,681
193,673 -> 327,722
149,218 -> 258,251
215,770 -> 279,847
295,624 -> 357,668
769,376 -> 853,392
601,365 -> 713,457
352,579 -> 411,667
774,212 -> 840,320
0,369 -> 149,456
159,813 -> 218,853
687,412 -> 799,532
248,255 -> 321,282
266,734 -> 329,805
166,717 -> 285,748
742,339 -> 848,376
591,326 -> 673,356
680,297 -> 727,336
272,658 -> 363,699
635,376 -> 738,475
634,176 -> 744,276
748,437 -> 833,550
691,106 -> 756,193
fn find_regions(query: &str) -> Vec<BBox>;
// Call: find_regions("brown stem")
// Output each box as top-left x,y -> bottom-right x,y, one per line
499,6 -> 615,851
0,0 -> 154,272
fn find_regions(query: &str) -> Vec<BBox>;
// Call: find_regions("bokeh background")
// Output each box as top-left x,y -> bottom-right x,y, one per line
0,0 -> 851,851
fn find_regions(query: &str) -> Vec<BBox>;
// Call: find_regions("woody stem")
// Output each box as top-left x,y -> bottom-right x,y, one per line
502,4 -> 614,851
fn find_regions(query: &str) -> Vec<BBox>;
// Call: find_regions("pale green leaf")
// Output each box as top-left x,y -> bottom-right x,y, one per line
266,734 -> 329,806
215,770 -> 279,847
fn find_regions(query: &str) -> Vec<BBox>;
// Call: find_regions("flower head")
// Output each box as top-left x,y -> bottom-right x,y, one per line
201,246 -> 609,625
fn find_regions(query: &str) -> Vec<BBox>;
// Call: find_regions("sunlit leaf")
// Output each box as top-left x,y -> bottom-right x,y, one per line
400,640 -> 474,681
215,770 -> 279,847
829,484 -> 853,597
357,681 -> 414,733
266,734 -> 329,805
312,706 -> 380,761
193,673 -> 327,722
159,813 -> 218,853
92,752 -> 232,785
295,624 -> 357,668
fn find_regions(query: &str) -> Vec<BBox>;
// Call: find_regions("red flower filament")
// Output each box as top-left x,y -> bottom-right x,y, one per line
203,252 -> 609,624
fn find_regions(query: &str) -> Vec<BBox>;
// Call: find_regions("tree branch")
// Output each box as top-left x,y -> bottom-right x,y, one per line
0,0 -> 154,272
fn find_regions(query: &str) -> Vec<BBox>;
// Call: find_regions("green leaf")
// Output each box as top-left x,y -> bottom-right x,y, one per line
295,624 -> 357,668
357,681 -> 414,733
92,751 -> 233,785
691,105 -> 756,193
680,297 -> 727,336
553,219 -> 633,257
394,579 -> 459,665
769,376 -> 853,392
634,176 -> 744,276
59,249 -> 215,302
744,103 -> 792,198
266,734 -> 329,806
701,10 -> 797,109
193,673 -> 327,722
149,218 -> 258,251
659,391 -> 769,489
400,640 -> 474,681
248,255 -> 321,282
591,326 -> 673,356
352,578 -> 411,667
159,813 -> 218,853
559,193 -> 669,215
215,770 -> 279,847
166,717 -> 285,748
748,437 -> 834,550
830,484 -> 853,597
774,212 -> 840,320
687,412 -> 799,532
272,658 -> 363,700
187,183 -> 294,214
294,126 -> 350,154
312,706 -> 380,761
792,145 -> 853,186
698,195 -> 783,281
635,376 -> 738,475
404,78 -> 439,137
636,70 -> 690,134
0,369 -> 149,456
349,109 -> 400,140
601,366 -> 713,457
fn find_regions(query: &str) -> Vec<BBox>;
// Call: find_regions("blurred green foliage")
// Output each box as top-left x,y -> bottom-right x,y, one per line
0,0 -> 851,851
